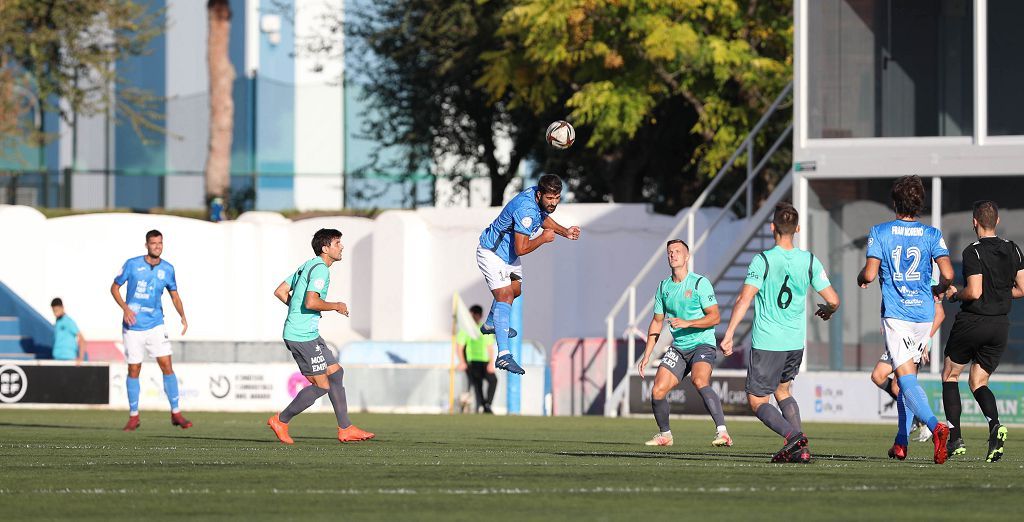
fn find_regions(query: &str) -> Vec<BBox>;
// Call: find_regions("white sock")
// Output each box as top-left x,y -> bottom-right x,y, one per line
497,350 -> 510,357
717,425 -> 728,434
662,430 -> 672,437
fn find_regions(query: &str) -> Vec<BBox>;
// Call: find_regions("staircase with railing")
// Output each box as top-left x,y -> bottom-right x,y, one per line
602,82 -> 794,416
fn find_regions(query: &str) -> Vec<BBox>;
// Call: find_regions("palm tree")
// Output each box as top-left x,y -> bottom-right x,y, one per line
204,0 -> 235,217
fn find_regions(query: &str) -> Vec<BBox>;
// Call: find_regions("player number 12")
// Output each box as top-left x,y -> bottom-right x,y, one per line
891,245 -> 922,282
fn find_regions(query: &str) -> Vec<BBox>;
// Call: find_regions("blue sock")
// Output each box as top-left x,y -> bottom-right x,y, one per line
895,390 -> 910,446
127,377 -> 140,416
897,374 -> 938,431
494,302 -> 512,356
163,373 -> 180,413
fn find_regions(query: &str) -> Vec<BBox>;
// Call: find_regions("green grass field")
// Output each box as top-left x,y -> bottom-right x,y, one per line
0,410 -> 1019,521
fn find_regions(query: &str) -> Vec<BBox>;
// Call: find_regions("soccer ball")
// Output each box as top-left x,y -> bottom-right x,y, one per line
546,120 -> 575,150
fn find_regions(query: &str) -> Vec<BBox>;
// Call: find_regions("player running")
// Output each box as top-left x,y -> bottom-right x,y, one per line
869,279 -> 944,443
476,174 -> 580,375
267,228 -> 374,444
721,203 -> 839,463
941,200 -> 1024,461
857,175 -> 953,464
638,239 -> 732,448
110,229 -> 191,431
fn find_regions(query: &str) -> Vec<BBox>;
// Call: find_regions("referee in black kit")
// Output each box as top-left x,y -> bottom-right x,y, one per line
941,200 -> 1024,462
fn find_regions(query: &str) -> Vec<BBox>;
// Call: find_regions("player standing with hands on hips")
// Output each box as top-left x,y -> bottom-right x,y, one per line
476,174 -> 580,375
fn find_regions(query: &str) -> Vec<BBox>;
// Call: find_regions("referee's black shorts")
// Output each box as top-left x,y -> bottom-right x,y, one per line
944,312 -> 1009,374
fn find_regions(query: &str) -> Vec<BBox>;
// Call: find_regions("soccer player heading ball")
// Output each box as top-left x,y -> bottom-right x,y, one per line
476,174 -> 580,375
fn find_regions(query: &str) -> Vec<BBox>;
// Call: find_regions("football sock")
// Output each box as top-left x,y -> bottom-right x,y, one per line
895,391 -> 914,446
494,301 -> 512,357
162,373 -> 180,413
485,301 -> 496,328
127,376 -> 140,416
755,403 -> 795,439
280,384 -> 328,423
897,374 -> 938,431
778,396 -> 802,433
972,386 -> 1000,430
698,386 -> 727,429
652,397 -> 671,433
327,369 -> 353,428
880,377 -> 899,402
942,381 -> 963,440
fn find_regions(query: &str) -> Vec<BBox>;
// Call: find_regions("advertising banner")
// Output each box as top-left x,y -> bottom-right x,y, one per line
628,375 -> 754,416
0,363 -> 109,404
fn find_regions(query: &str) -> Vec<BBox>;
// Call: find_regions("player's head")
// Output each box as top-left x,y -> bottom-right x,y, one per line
891,175 -> 925,218
973,200 -> 1000,232
770,202 -> 800,237
469,304 -> 484,323
535,174 -> 563,214
50,297 -> 64,318
312,228 -> 344,261
665,239 -> 689,269
145,230 -> 163,258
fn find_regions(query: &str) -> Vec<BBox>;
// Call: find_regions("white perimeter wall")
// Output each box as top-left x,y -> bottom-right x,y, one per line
0,203 -> 747,349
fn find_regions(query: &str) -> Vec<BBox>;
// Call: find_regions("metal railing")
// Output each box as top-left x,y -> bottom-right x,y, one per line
603,82 -> 794,416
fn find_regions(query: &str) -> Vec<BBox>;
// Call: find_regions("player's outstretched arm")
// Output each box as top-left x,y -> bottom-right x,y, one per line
721,285 -> 758,356
814,286 -> 840,321
857,258 -> 880,288
168,289 -> 187,335
638,313 -> 665,378
274,282 -> 292,305
542,216 -> 580,240
303,291 -> 349,316
513,229 -> 556,257
110,282 -> 136,326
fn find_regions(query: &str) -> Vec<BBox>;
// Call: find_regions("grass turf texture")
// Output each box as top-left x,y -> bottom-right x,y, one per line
0,410 -> 1018,520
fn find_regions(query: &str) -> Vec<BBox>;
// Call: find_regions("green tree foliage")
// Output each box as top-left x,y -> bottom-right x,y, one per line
341,0 -> 563,206
0,0 -> 164,162
481,0 -> 792,211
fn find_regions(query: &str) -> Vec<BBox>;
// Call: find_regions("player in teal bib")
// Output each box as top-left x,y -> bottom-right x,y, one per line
268,228 -> 375,444
638,240 -> 731,448
722,203 -> 840,463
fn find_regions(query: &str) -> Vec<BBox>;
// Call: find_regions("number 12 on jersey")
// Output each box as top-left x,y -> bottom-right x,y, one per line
891,246 -> 921,282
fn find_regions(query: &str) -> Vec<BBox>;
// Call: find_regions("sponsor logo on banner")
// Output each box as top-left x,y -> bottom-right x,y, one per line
814,384 -> 846,414
210,375 -> 231,399
0,364 -> 28,403
922,380 -> 1024,425
628,375 -> 753,416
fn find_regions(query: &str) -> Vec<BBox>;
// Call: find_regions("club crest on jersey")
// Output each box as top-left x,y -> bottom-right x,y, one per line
685,290 -> 693,299
521,216 -> 532,229
313,279 -> 325,291
157,269 -> 165,280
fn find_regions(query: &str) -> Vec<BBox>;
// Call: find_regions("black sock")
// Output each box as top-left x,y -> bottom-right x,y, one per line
327,369 -> 352,428
697,386 -> 727,429
280,384 -> 328,423
778,397 -> 802,433
973,386 -> 1000,430
881,377 -> 899,402
755,403 -> 795,439
652,397 -> 671,433
942,382 -> 962,440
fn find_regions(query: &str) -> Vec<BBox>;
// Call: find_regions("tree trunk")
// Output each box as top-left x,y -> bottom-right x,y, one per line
204,0 -> 235,211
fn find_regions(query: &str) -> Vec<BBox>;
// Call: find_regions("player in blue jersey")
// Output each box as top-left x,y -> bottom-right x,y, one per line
110,230 -> 191,431
857,175 -> 954,463
477,174 -> 580,375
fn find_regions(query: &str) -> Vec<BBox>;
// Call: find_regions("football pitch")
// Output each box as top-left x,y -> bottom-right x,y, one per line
1,410 -> 1020,520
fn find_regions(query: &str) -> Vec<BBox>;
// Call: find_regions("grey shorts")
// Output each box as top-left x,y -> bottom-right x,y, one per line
746,348 -> 803,397
284,337 -> 338,376
659,344 -> 717,381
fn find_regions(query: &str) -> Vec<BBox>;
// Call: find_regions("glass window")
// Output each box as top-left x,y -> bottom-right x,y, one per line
988,0 -> 1024,136
807,0 -> 973,139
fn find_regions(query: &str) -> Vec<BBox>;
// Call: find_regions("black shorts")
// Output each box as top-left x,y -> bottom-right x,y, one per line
284,337 -> 338,375
746,348 -> 803,397
659,344 -> 718,381
944,313 -> 1009,374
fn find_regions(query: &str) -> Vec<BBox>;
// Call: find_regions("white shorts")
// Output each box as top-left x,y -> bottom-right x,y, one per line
882,318 -> 931,368
122,325 -> 173,364
476,245 -> 523,291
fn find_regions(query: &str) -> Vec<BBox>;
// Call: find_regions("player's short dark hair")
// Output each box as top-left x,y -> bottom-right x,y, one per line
973,200 -> 999,229
469,305 -> 483,315
145,229 -> 162,241
891,175 -> 925,217
772,202 -> 799,235
537,174 -> 563,195
666,239 -> 688,251
50,297 -> 63,307
311,228 -> 342,255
